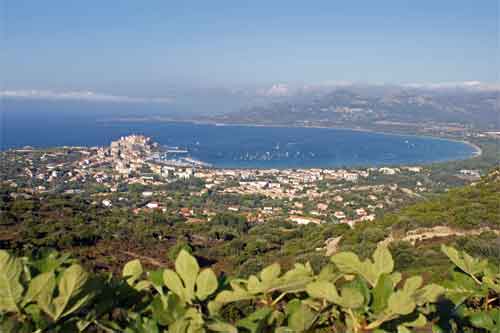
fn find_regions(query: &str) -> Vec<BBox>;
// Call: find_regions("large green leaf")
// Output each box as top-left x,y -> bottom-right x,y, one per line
331,251 -> 377,285
52,264 -> 89,320
441,245 -> 487,279
442,271 -> 480,305
214,289 -> 254,304
331,252 -> 362,275
196,269 -> 218,301
373,245 -> 394,276
282,263 -> 313,281
151,295 -> 174,326
163,269 -> 187,302
346,276 -> 371,308
35,272 -> 57,319
206,321 -> 238,333
306,281 -> 339,303
123,259 -> 143,286
23,272 -> 54,306
403,276 -> 423,295
338,287 -> 364,309
151,293 -> 186,326
372,274 -> 393,314
469,310 -> 499,332
260,263 -> 281,283
168,318 -> 190,333
414,283 -> 444,305
387,291 -> 415,316
287,302 -> 316,332
175,250 -> 199,301
236,307 -> 273,333
32,251 -> 73,274
247,275 -> 263,294
331,249 -> 390,287
0,250 -> 24,313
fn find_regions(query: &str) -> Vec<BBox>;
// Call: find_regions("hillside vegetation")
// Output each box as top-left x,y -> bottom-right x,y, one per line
380,170 -> 500,232
1,169 -> 499,281
1,245 -> 499,332
340,169 -> 500,278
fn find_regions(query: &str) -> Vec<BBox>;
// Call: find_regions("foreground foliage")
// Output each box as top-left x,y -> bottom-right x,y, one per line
0,245 -> 498,332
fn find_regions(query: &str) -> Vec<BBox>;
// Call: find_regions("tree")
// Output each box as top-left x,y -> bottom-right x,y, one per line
210,212 -> 248,233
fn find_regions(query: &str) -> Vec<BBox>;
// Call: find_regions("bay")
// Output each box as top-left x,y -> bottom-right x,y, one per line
1,100 -> 477,168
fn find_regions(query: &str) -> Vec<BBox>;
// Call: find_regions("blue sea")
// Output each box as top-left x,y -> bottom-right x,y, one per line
1,100 -> 477,168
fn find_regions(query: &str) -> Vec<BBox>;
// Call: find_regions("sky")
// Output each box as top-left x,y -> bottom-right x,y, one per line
1,0 -> 498,100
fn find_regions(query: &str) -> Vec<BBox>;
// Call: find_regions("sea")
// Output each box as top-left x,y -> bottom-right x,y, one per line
1,100 -> 478,168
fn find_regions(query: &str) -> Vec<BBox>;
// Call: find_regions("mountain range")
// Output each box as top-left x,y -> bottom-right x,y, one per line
203,84 -> 499,132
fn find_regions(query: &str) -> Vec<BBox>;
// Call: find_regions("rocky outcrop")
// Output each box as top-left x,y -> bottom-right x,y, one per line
379,226 -> 499,246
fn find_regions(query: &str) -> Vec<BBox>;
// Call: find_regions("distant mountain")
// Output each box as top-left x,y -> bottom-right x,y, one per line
206,85 -> 499,131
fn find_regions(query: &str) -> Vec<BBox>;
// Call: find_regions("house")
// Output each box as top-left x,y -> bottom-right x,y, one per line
102,199 -> 112,207
146,202 -> 159,209
406,166 -> 422,173
344,220 -> 357,228
175,168 -> 194,179
333,195 -> 344,202
289,215 -> 322,225
333,211 -> 346,220
360,214 -> 376,222
179,207 -> 193,217
186,218 -> 206,224
317,203 -> 328,211
294,202 -> 304,209
355,208 -> 367,216
379,167 -> 397,175
342,172 -> 358,182
459,169 -> 480,178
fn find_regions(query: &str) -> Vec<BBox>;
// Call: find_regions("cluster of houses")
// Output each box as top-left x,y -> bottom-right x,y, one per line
4,136 -> 458,230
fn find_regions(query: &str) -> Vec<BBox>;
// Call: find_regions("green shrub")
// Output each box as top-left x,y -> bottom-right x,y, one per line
1,245 -> 498,332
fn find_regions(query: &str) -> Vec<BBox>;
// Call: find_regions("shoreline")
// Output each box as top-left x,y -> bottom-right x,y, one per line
4,119 -> 484,168
151,118 -> 484,159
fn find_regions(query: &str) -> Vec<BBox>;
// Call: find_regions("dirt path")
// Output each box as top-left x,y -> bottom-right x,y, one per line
120,250 -> 167,267
379,226 -> 499,246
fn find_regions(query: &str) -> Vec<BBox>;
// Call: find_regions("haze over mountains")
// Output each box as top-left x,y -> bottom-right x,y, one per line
205,82 -> 500,131
3,81 -> 499,132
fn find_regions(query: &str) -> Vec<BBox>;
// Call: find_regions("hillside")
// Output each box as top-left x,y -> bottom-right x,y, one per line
1,168 -> 498,281
207,87 -> 500,132
1,166 -> 499,332
340,168 -> 500,278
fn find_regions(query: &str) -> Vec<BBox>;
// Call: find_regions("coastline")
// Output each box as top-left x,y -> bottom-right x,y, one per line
133,118 -> 484,160
454,139 -> 482,158
5,118 -> 484,168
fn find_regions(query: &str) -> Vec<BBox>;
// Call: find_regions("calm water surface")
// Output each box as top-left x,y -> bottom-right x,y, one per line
1,101 -> 477,168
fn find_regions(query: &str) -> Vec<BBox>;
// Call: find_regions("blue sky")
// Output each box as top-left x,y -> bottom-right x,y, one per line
2,0 -> 498,97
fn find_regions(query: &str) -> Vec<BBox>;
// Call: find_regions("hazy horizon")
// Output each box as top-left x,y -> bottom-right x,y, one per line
2,0 -> 498,107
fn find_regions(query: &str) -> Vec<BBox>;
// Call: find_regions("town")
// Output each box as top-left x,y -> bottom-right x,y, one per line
1,135 -> 485,230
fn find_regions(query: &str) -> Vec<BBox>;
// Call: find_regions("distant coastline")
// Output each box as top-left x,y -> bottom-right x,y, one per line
104,117 -> 483,161
3,114 -> 484,168
209,121 -> 485,160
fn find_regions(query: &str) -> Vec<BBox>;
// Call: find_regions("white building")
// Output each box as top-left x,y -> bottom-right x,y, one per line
146,202 -> 159,209
334,211 -> 346,220
289,216 -> 322,225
